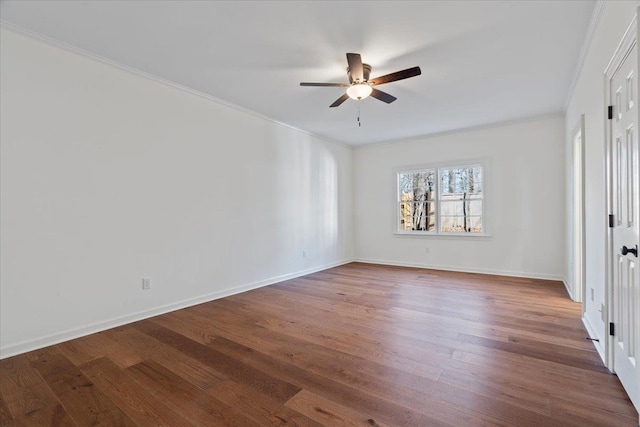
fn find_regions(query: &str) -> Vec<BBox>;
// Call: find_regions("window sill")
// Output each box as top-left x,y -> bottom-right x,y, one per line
393,232 -> 493,240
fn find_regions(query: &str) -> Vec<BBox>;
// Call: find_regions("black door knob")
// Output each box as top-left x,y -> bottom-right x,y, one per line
621,245 -> 638,257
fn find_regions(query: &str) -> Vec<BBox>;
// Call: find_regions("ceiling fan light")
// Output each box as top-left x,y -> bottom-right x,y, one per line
346,83 -> 372,100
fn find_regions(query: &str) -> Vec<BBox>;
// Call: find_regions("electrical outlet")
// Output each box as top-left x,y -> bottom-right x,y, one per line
142,277 -> 152,290
302,250 -> 306,258
425,247 -> 430,254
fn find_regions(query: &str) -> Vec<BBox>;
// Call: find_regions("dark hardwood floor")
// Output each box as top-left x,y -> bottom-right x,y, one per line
1,262 -> 637,426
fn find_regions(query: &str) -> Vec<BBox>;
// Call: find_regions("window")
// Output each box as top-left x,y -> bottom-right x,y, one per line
397,164 -> 484,235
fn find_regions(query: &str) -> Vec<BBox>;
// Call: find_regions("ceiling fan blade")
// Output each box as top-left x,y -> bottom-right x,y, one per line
346,53 -> 364,82
330,93 -> 349,108
300,82 -> 349,87
370,88 -> 397,104
370,66 -> 422,86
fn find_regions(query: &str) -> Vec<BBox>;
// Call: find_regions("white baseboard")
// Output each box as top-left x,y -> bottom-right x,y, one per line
0,259 -> 353,359
582,315 -> 607,366
562,279 -> 575,300
354,258 -> 565,282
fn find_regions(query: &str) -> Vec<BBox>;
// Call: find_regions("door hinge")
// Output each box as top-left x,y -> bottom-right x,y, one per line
609,214 -> 614,228
608,105 -> 613,120
610,322 -> 615,336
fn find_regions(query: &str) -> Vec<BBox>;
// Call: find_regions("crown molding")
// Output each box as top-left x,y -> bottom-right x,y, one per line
353,112 -> 565,150
563,0 -> 606,112
0,20 -> 351,149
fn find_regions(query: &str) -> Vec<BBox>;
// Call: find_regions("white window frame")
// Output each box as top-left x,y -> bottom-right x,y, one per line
395,160 -> 489,237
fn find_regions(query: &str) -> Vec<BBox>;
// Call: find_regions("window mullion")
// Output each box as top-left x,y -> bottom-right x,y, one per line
436,167 -> 441,234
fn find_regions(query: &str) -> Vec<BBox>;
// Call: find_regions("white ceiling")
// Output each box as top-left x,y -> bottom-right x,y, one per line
0,0 -> 595,146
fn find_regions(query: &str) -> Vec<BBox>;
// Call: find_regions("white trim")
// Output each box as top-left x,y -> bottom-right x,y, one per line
354,258 -> 564,282
393,232 -> 492,239
571,115 -> 586,304
564,1 -> 606,111
0,259 -> 353,359
604,14 -> 638,78
562,279 -> 575,300
353,113 -> 565,150
0,21 -> 350,150
603,11 -> 638,372
395,161 -> 488,236
0,22 -> 567,150
583,315 -> 607,366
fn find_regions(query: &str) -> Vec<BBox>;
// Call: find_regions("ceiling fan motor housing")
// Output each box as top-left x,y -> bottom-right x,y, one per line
300,53 -> 420,107
348,64 -> 372,83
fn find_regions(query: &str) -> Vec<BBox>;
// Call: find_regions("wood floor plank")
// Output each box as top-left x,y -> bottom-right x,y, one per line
12,403 -> 76,427
0,392 -> 15,427
133,320 -> 302,403
182,301 -> 449,380
209,380 -> 323,426
126,359 -> 260,427
449,347 -> 637,409
54,330 -> 146,369
285,389 -> 392,427
438,367 -> 552,415
104,325 -> 228,390
549,395 -> 639,427
80,357 -> 190,426
456,333 -> 608,373
155,307 -> 463,422
227,324 -> 579,427
26,348 -> 136,426
0,262 -> 636,426
78,331 -> 146,368
199,297 -> 454,372
53,339 -> 101,367
208,334 -> 429,426
0,355 -> 58,419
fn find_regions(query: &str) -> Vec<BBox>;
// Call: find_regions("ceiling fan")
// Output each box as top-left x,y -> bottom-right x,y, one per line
300,53 -> 421,107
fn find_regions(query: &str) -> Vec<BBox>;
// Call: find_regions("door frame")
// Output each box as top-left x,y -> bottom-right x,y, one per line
604,12 -> 637,371
572,116 -> 586,306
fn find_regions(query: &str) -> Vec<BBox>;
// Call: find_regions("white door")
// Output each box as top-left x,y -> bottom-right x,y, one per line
609,20 -> 640,412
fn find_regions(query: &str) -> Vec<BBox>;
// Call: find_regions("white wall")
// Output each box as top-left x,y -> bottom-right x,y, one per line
565,1 -> 639,350
0,29 -> 353,357
353,116 -> 566,280
7,7 -> 621,359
